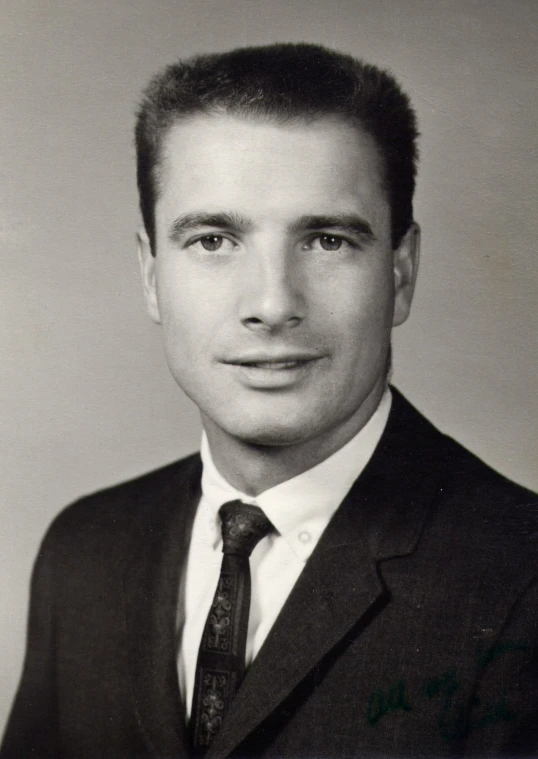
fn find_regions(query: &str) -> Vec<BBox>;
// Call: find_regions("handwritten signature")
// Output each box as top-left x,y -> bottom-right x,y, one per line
366,640 -> 530,742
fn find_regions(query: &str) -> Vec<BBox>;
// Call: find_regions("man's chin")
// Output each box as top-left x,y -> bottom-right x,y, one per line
203,409 -> 320,449
228,421 -> 312,448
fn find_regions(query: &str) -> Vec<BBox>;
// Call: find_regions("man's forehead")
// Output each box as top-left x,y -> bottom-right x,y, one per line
158,111 -> 385,200
154,111 -> 390,246
161,110 -> 380,161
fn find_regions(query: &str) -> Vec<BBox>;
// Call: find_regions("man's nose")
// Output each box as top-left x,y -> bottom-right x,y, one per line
238,248 -> 305,333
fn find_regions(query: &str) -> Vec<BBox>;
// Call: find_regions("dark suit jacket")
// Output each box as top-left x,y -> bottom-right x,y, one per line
2,389 -> 538,758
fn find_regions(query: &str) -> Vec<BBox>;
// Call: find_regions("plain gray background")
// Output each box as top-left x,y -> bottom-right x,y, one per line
1,0 -> 537,733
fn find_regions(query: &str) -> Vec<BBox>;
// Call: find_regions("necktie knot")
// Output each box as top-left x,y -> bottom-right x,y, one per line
219,500 -> 272,557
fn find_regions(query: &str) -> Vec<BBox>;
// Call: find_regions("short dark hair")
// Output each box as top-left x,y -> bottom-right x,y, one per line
135,42 -> 419,252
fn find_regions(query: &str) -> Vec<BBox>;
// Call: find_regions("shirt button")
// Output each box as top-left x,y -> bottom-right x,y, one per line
298,530 -> 311,544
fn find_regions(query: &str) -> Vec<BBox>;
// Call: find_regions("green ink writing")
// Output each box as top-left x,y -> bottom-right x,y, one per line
365,640 -> 529,740
425,669 -> 518,743
366,679 -> 412,726
425,667 -> 468,742
469,690 -> 516,731
475,639 -> 530,670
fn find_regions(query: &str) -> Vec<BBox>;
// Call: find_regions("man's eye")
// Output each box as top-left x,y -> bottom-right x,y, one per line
200,235 -> 224,251
189,235 -> 236,253
305,234 -> 349,252
318,235 -> 342,251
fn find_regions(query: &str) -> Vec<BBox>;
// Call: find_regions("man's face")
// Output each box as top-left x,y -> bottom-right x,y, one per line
139,114 -> 418,451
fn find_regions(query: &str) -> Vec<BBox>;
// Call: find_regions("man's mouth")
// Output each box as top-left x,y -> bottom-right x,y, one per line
223,351 -> 321,367
235,360 -> 310,370
221,354 -> 322,388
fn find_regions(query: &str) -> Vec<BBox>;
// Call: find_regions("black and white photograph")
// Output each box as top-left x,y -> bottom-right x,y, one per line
1,1 -> 537,756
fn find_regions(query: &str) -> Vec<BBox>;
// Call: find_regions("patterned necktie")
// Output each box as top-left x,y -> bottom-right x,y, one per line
190,500 -> 272,753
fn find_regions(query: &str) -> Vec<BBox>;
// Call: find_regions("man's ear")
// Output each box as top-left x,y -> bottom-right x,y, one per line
392,222 -> 420,327
137,228 -> 162,324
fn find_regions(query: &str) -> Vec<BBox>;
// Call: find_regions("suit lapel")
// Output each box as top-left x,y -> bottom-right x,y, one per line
207,389 -> 450,759
122,455 -> 202,758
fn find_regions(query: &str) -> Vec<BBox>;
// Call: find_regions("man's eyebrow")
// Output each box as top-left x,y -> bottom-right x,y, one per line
289,214 -> 377,242
168,211 -> 377,244
168,211 -> 253,242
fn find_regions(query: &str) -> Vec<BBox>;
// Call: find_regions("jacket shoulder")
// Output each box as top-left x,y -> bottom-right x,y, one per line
393,386 -> 537,505
389,389 -> 538,551
42,452 -> 202,553
442,433 -> 538,565
393,389 -> 538,569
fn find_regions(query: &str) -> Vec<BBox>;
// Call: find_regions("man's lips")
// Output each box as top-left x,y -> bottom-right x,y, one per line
219,353 -> 324,387
221,354 -> 321,369
238,360 -> 306,370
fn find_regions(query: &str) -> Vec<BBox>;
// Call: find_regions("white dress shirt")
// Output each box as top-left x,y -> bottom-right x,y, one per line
177,389 -> 392,718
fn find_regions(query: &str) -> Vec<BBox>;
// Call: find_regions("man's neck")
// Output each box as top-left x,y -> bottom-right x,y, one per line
201,384 -> 387,496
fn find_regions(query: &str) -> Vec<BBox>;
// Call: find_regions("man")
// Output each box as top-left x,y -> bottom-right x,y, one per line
2,42 -> 537,758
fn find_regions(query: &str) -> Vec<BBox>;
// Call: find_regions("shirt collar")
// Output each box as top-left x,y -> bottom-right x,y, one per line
200,388 -> 392,562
